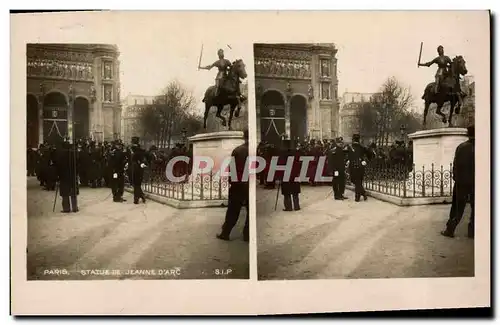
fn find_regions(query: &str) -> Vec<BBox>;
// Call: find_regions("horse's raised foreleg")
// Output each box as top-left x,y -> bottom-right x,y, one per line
215,105 -> 227,127
227,104 -> 236,131
423,101 -> 430,129
203,103 -> 210,129
448,99 -> 455,127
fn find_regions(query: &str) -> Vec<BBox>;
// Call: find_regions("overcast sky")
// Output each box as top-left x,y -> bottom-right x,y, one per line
109,11 -> 487,113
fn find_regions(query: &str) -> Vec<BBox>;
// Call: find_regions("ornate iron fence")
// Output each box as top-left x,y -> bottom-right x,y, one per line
346,163 -> 454,198
126,168 -> 230,201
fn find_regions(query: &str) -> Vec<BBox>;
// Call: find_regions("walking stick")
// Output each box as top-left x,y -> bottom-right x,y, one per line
52,182 -> 59,212
274,181 -> 281,211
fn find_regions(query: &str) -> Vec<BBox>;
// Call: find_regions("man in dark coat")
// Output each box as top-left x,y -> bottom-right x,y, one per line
110,140 -> 128,202
347,134 -> 369,202
278,139 -> 301,211
217,129 -> 249,242
27,147 -> 37,176
328,137 -> 347,200
44,144 -> 58,191
130,136 -> 147,204
56,140 -> 79,213
441,126 -> 475,238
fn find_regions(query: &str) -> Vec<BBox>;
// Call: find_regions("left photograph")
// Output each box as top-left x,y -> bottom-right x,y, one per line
26,43 -> 250,280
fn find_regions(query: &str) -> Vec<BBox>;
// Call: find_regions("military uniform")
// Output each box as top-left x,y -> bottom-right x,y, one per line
218,130 -> 249,241
278,139 -> 301,211
442,126 -> 475,238
110,140 -> 128,202
347,134 -> 369,202
130,137 -> 147,204
55,140 -> 79,213
328,137 -> 347,200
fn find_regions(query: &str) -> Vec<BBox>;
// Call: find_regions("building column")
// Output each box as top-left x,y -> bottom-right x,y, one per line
67,100 -> 74,142
311,55 -> 321,139
285,98 -> 291,138
37,96 -> 43,144
88,101 -> 95,139
256,102 -> 261,142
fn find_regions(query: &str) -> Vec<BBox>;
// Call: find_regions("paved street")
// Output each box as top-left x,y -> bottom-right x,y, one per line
257,185 -> 474,280
27,177 -> 249,280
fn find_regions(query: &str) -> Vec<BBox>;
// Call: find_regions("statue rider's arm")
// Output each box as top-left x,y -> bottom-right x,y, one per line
419,57 -> 437,67
201,61 -> 218,70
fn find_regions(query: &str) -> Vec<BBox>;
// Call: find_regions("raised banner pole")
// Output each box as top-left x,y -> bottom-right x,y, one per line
197,44 -> 204,70
417,42 -> 423,68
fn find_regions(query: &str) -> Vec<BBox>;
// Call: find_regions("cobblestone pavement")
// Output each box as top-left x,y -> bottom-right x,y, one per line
257,184 -> 474,280
27,177 -> 249,280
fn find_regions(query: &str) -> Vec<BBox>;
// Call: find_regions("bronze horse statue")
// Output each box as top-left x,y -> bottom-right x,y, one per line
202,59 -> 247,130
422,55 -> 468,128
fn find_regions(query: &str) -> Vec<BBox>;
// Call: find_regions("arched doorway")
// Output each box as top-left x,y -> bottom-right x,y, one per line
43,92 -> 68,144
73,97 -> 90,140
289,95 -> 308,142
260,90 -> 286,146
26,94 -> 39,148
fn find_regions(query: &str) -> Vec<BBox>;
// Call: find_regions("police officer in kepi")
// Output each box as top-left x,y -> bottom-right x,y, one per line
130,136 -> 147,204
55,137 -> 79,213
217,129 -> 249,242
278,139 -> 301,211
328,137 -> 348,200
110,139 -> 127,203
441,125 -> 475,239
346,134 -> 369,202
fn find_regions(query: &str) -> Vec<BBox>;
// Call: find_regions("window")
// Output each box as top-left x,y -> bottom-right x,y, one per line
320,59 -> 330,78
103,84 -> 113,103
103,61 -> 113,79
320,82 -> 331,100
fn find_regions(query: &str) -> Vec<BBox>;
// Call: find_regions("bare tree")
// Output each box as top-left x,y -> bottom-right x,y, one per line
138,80 -> 202,148
359,77 -> 414,147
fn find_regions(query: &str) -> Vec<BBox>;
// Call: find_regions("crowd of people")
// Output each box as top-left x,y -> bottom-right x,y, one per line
257,136 -> 414,189
26,137 -> 193,212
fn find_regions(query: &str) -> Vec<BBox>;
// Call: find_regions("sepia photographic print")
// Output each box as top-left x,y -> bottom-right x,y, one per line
256,14 -> 484,281
24,37 -> 250,280
11,10 -> 490,315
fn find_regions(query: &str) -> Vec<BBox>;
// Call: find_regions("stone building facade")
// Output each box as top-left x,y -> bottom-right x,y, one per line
26,44 -> 121,147
254,43 -> 340,145
339,92 -> 375,143
120,94 -> 156,145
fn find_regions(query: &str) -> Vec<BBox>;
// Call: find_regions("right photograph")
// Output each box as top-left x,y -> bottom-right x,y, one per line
255,41 -> 476,280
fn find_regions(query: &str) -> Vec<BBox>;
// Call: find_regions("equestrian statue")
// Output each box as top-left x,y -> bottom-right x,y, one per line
199,47 -> 248,130
418,44 -> 468,128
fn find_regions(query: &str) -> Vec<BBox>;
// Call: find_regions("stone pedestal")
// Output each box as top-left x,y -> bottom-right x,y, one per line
188,131 -> 245,172
408,128 -> 468,170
